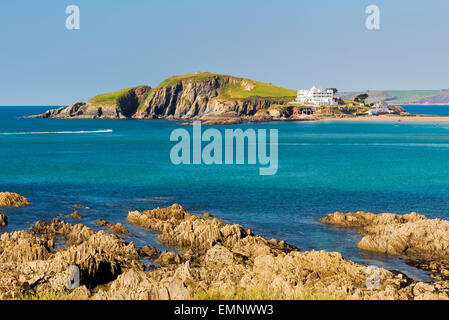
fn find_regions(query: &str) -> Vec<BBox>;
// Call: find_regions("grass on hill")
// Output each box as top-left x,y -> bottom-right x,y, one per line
88,86 -> 141,105
156,72 -> 218,88
157,72 -> 297,99
88,73 -> 296,109
385,90 -> 441,104
220,80 -> 296,99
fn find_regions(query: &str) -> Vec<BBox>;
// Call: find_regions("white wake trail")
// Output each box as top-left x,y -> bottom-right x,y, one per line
0,129 -> 113,135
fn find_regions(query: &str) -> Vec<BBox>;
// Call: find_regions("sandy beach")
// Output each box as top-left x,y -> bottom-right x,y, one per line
314,115 -> 449,123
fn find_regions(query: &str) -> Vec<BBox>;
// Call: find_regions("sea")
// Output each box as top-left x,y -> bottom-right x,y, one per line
2,105 -> 449,280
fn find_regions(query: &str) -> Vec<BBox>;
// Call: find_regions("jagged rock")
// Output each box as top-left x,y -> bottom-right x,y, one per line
409,259 -> 449,281
139,245 -> 160,259
0,192 -> 30,207
0,212 -> 7,227
95,219 -> 132,236
155,251 -> 182,265
2,206 -> 449,300
319,210 -> 449,284
319,211 -> 448,260
127,204 -> 297,258
68,211 -> 83,220
0,219 -> 143,299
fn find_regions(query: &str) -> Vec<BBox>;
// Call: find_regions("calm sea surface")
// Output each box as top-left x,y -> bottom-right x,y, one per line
2,105 -> 449,280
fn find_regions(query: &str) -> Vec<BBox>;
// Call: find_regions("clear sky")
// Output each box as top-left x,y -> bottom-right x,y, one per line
1,0 -> 449,105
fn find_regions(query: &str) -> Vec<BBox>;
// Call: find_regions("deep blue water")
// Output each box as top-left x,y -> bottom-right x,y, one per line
2,106 -> 449,280
403,105 -> 449,116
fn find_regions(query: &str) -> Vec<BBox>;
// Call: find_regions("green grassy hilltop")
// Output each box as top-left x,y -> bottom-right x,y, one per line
88,72 -> 296,107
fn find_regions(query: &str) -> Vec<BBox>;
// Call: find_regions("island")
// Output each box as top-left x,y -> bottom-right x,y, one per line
27,72 -> 449,124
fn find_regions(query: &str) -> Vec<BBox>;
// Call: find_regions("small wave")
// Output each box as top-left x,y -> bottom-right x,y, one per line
0,129 -> 113,135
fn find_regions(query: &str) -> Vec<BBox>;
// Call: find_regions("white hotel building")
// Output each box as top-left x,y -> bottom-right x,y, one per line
295,86 -> 335,105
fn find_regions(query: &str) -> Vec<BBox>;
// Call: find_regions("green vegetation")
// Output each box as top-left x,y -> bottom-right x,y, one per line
191,288 -> 339,300
157,72 -> 296,99
220,80 -> 296,99
156,72 -> 219,88
256,109 -> 269,115
340,90 -> 449,105
9,291 -> 87,300
89,87 -> 141,105
386,90 -> 442,104
137,88 -> 154,112
86,72 -> 296,111
354,93 -> 369,104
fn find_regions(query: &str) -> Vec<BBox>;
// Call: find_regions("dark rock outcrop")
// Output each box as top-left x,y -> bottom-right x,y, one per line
95,219 -> 132,237
68,211 -> 83,220
0,212 -> 7,227
139,245 -> 160,259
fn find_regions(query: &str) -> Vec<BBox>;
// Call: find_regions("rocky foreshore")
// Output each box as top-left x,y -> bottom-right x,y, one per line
1,204 -> 449,300
319,211 -> 449,281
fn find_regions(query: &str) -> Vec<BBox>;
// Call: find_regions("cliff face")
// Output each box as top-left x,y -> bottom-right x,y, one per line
28,102 -> 126,119
27,74 -> 295,120
135,76 -> 291,119
28,86 -> 151,119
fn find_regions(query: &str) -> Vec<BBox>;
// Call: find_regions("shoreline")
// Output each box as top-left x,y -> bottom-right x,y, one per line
1,200 -> 449,300
313,115 -> 449,123
23,113 -> 449,124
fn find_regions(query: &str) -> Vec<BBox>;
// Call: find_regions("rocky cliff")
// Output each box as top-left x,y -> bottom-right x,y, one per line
28,73 -> 296,120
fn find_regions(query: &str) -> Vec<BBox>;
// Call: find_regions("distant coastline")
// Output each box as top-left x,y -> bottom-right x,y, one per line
23,73 -> 449,125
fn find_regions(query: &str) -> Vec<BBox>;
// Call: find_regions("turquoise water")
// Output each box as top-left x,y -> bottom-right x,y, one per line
3,106 -> 449,280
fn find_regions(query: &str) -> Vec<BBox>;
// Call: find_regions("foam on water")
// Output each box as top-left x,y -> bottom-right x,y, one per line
0,129 -> 113,135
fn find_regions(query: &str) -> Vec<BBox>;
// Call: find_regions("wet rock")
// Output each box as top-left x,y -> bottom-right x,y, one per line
95,219 -> 132,237
409,259 -> 449,281
2,205 -> 448,300
0,192 -> 30,207
319,211 -> 448,260
155,251 -> 182,265
68,211 -> 83,220
127,204 -> 297,258
0,212 -> 7,227
139,245 -> 160,259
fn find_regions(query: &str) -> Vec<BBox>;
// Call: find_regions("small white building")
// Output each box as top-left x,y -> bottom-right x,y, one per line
366,101 -> 392,115
295,86 -> 335,105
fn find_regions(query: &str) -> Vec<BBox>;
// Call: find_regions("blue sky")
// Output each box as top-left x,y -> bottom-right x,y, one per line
1,0 -> 448,105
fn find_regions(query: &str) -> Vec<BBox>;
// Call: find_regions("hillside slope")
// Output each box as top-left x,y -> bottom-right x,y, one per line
28,73 -> 297,120
338,90 -> 449,105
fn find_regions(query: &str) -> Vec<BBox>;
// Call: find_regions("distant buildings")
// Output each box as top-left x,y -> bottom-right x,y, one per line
366,101 -> 392,115
295,86 -> 335,105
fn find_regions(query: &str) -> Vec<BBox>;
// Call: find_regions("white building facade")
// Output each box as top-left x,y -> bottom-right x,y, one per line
366,101 -> 392,115
296,86 -> 335,105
